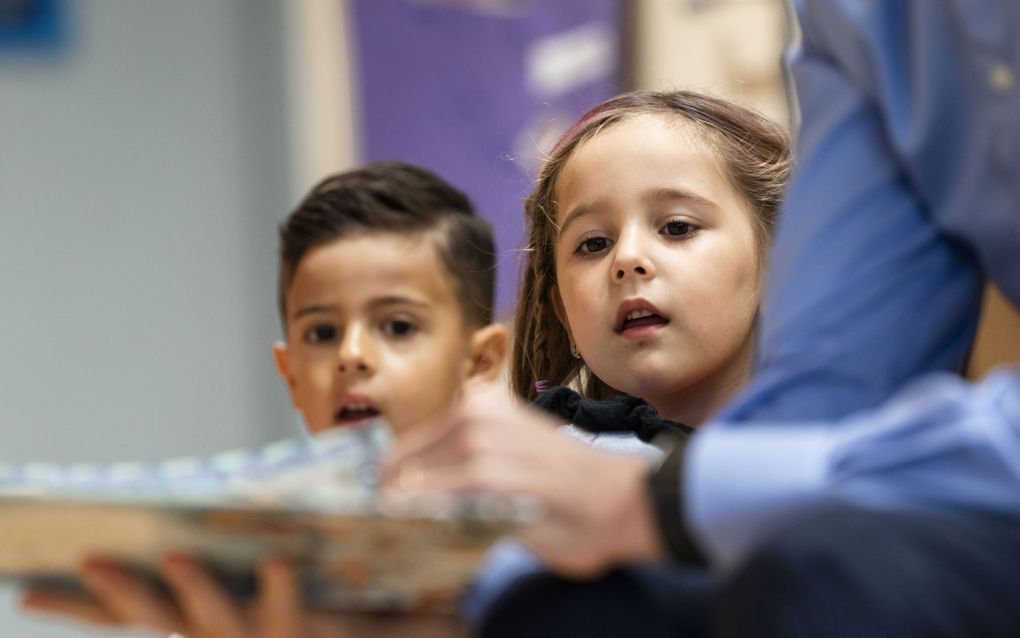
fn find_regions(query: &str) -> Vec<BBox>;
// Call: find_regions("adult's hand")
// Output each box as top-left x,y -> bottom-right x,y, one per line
382,386 -> 667,578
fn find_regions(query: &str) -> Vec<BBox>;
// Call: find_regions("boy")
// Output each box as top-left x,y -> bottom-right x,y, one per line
272,161 -> 508,437
19,161 -> 506,636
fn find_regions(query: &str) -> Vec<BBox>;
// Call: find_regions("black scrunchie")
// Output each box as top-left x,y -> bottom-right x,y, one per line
532,385 -> 693,443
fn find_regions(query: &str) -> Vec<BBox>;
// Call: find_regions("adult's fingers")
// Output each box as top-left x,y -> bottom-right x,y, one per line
381,410 -> 472,489
161,553 -> 250,638
382,386 -> 551,490
79,558 -> 184,633
520,452 -> 664,578
410,445 -> 556,496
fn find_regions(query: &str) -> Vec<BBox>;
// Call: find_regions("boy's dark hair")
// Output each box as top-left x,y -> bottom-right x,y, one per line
278,161 -> 495,328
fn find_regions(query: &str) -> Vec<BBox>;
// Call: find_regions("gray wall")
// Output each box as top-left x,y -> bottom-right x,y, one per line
0,1 -> 300,635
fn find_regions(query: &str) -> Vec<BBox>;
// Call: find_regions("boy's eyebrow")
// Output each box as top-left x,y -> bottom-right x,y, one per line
291,297 -> 431,321
369,295 -> 431,310
292,304 -> 336,320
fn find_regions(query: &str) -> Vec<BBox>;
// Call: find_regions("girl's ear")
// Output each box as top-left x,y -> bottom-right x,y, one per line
549,285 -> 573,341
271,342 -> 300,407
465,324 -> 510,388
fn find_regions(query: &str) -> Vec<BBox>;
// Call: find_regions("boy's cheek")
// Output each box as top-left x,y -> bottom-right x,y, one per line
384,404 -> 444,440
384,405 -> 426,437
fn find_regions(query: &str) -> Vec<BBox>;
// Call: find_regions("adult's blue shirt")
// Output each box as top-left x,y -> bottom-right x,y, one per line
689,0 -> 1020,569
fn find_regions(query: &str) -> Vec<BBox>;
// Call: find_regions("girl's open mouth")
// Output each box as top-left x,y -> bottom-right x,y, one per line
619,309 -> 669,332
614,300 -> 670,336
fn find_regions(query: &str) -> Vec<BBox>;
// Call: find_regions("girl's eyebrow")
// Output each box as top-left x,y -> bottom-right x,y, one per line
645,186 -> 717,210
558,202 -> 602,237
560,187 -> 718,237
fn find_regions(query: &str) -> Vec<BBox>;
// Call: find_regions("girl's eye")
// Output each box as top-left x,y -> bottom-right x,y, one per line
304,324 -> 337,343
576,236 -> 612,255
663,220 -> 697,237
382,318 -> 417,337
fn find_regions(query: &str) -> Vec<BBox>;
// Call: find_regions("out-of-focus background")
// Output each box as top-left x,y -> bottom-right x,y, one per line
0,1 -> 1014,635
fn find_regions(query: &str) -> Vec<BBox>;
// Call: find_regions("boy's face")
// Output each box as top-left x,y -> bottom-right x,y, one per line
273,232 -> 505,438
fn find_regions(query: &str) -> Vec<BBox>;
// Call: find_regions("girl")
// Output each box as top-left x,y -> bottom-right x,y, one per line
515,90 -> 789,430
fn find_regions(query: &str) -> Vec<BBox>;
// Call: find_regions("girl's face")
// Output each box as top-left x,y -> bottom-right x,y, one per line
552,114 -> 762,425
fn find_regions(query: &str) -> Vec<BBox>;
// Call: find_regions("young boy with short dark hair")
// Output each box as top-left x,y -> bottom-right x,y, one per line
20,161 -> 508,637
272,160 -> 508,437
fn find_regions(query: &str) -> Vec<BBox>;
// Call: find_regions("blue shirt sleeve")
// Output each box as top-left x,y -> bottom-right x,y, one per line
687,0 -> 1020,569
690,370 -> 1020,569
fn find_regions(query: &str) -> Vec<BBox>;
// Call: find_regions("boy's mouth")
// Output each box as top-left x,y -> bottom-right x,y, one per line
334,396 -> 381,426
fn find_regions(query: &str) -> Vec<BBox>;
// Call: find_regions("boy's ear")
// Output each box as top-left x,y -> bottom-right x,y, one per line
465,323 -> 510,388
271,341 -> 299,404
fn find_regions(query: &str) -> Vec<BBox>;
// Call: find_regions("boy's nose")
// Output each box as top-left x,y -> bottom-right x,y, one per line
337,325 -> 374,374
338,359 -> 369,373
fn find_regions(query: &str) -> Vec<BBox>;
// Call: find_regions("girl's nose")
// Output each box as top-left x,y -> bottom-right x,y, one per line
337,325 -> 374,374
615,263 -> 650,280
612,229 -> 655,281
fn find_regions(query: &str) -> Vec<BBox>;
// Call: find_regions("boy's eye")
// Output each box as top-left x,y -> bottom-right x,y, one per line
663,220 -> 697,237
304,324 -> 337,343
576,236 -> 612,255
382,319 -> 417,337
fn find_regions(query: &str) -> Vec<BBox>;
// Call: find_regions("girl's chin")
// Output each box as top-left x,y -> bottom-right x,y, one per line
606,372 -> 685,402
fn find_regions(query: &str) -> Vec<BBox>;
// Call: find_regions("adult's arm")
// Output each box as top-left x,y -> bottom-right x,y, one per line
682,0 -> 1020,569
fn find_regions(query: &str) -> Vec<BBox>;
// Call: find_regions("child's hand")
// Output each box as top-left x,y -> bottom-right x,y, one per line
381,386 -> 668,579
21,555 -> 465,638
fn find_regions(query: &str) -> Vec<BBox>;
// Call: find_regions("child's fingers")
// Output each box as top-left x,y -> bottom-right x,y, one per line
338,613 -> 467,638
306,614 -> 362,638
257,559 -> 361,638
161,553 -> 249,638
256,558 -> 305,638
79,558 -> 184,633
20,588 -> 119,626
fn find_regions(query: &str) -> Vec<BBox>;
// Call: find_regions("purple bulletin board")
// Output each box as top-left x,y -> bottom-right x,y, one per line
350,0 -> 621,316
